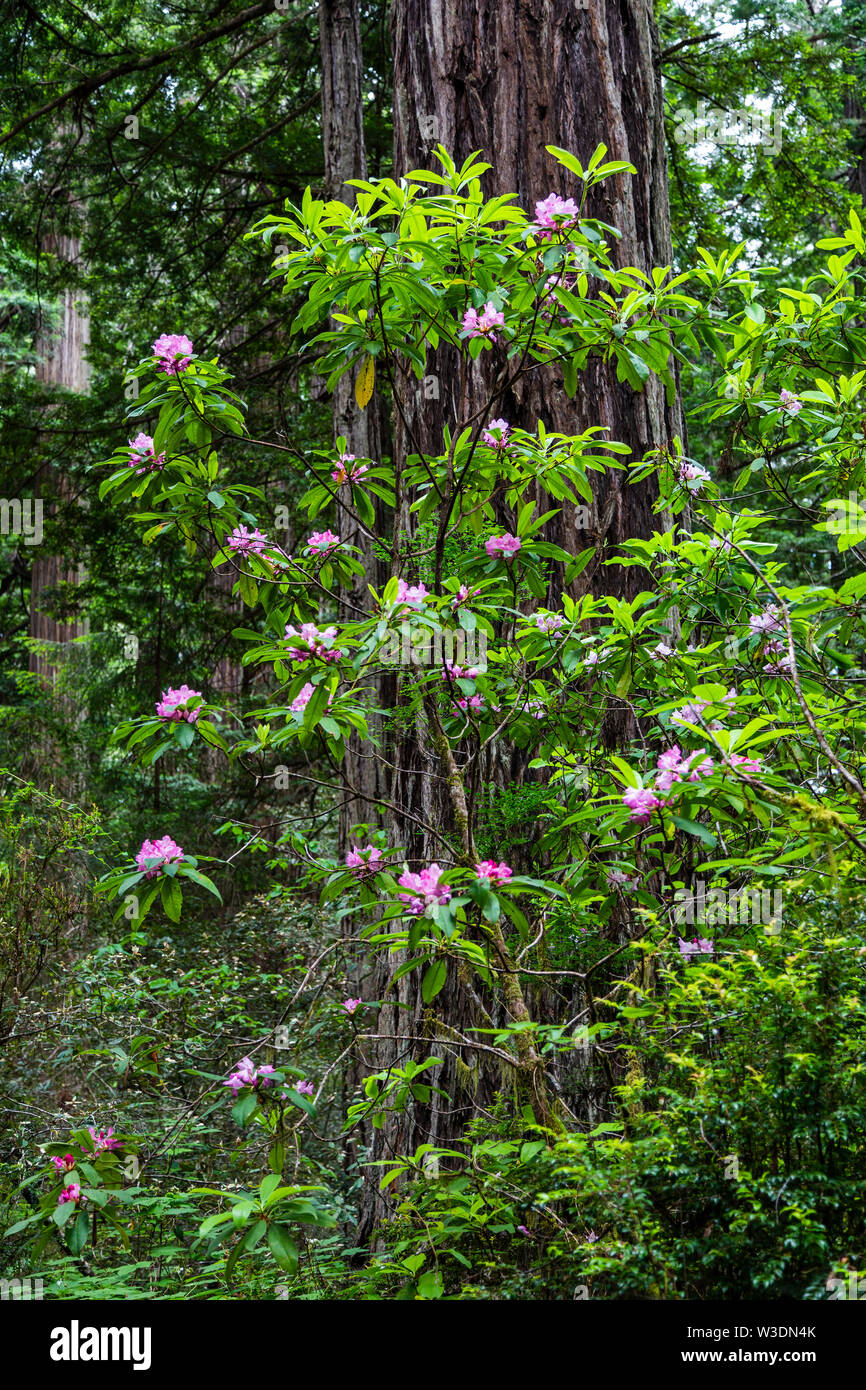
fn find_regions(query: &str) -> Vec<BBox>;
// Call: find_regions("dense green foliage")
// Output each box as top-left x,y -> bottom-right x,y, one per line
2,0 -> 866,1304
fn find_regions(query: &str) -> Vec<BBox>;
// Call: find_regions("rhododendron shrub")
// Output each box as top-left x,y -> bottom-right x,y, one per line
87,149 -> 866,1290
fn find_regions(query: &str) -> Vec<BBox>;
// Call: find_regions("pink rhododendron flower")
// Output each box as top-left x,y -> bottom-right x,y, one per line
156,684 -> 202,722
456,694 -> 484,712
764,653 -> 794,676
58,1183 -> 81,1205
482,418 -> 511,450
475,860 -> 512,884
654,745 -> 687,793
520,697 -> 547,720
677,461 -> 710,490
671,700 -> 707,727
345,844 -> 383,878
332,454 -> 368,485
749,605 -> 783,635
441,660 -> 480,683
228,524 -> 268,556
395,579 -> 428,609
684,751 -> 714,781
342,997 -> 363,1015
305,529 -> 341,554
780,389 -> 802,416
291,682 -> 314,713
622,787 -> 661,822
451,584 -> 481,610
295,1080 -> 314,1097
516,1224 -> 531,1237
135,835 -> 185,878
728,752 -> 762,775
533,193 -> 580,239
127,432 -> 165,474
534,611 -> 564,633
152,333 -> 193,375
485,533 -> 522,559
653,641 -> 675,659
284,623 -> 343,664
223,1057 -> 274,1095
52,1153 -> 76,1175
606,869 -> 635,889
88,1127 -> 120,1153
709,534 -> 733,553
397,863 -> 452,916
678,936 -> 714,959
462,302 -> 505,341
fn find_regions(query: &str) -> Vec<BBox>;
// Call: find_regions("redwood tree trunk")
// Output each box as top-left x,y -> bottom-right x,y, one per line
391,0 -> 682,603
355,0 -> 683,1241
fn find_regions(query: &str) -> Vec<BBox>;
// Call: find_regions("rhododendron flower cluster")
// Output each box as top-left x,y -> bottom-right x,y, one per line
677,461 -> 710,490
295,1080 -> 314,1097
728,752 -> 762,775
481,418 -> 511,449
485,533 -> 521,559
622,787 -> 662,823
395,579 -> 428,609
135,835 -> 185,877
342,997 -> 363,1014
305,530 -> 340,554
532,193 -> 580,238
397,863 -> 452,916
284,622 -> 343,664
290,682 -> 333,714
462,302 -> 505,341
441,660 -> 480,683
228,524 -> 268,556
127,432 -> 165,474
607,868 -> 636,889
89,1126 -> 120,1153
52,1153 -> 76,1175
332,453 -> 368,485
763,650 -> 794,677
654,745 -> 714,793
534,611 -> 564,633
223,1057 -> 275,1095
653,641 -> 675,659
155,684 -> 202,722
475,860 -> 512,884
152,333 -> 193,375
58,1183 -> 82,1205
678,936 -> 714,958
452,584 -> 481,610
291,682 -> 313,713
345,844 -> 383,878
780,389 -> 802,415
749,605 -> 783,635
456,693 -> 484,712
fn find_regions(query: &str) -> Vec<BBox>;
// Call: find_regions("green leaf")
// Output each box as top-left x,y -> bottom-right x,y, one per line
160,875 -> 183,922
670,814 -> 717,847
422,958 -> 447,1003
267,1223 -> 299,1274
68,1209 -> 90,1255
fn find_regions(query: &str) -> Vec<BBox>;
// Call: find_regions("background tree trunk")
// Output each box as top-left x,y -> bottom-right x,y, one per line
319,0 -> 386,848
29,232 -> 90,687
